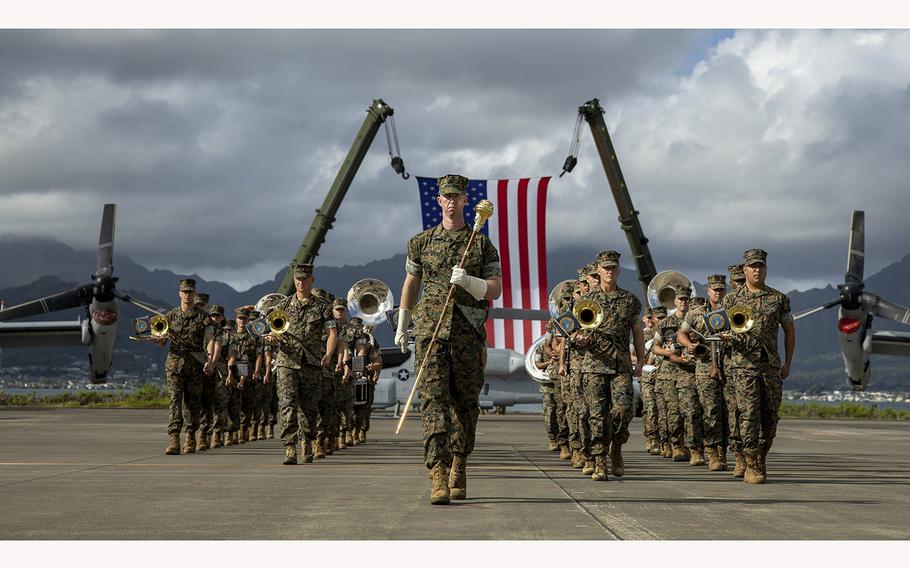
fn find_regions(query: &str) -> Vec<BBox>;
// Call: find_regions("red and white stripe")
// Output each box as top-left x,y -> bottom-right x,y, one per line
484,177 -> 550,353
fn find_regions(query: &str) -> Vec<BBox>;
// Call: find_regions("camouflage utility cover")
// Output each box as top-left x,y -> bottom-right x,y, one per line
722,285 -> 792,370
406,224 -> 501,340
579,287 -> 641,374
273,294 -> 335,369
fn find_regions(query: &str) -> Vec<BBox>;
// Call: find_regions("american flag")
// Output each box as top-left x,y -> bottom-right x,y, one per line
416,176 -> 550,353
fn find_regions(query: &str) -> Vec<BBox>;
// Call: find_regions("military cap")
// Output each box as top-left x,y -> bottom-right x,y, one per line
333,298 -> 348,308
728,263 -> 745,281
743,248 -> 768,266
597,250 -> 621,268
293,263 -> 314,277
311,287 -> 330,301
706,274 -> 727,289
645,307 -> 654,316
179,278 -> 196,292
674,285 -> 691,299
350,317 -> 364,325
235,307 -> 251,318
690,296 -> 706,307
438,174 -> 469,196
209,304 -> 225,316
653,306 -> 668,317
249,310 -> 261,319
586,261 -> 600,276
194,292 -> 209,305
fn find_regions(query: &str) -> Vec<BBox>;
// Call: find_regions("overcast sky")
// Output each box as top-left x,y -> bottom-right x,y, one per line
1,29 -> 908,292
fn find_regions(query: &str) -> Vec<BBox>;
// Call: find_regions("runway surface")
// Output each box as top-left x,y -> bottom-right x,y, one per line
0,408 -> 908,539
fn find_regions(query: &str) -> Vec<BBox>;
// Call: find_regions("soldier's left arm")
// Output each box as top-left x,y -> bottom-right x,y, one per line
780,293 -> 796,379
630,297 -> 645,376
322,311 -> 338,367
481,237 -> 503,300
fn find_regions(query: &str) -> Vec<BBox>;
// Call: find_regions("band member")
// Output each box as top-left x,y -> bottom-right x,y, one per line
638,307 -> 660,453
652,290 -> 691,462
265,263 -> 337,465
573,251 -> 644,480
678,275 -> 729,471
332,298 -> 356,448
534,322 -> 561,451
562,268 -> 592,471
193,293 -> 217,451
227,307 -> 264,444
395,173 -> 502,505
155,279 -> 213,455
721,249 -> 796,484
351,318 -> 382,442
728,264 -> 746,290
552,285 -> 573,459
647,306 -> 669,455
725,263 -> 746,474
311,287 -> 340,456
206,305 -> 233,448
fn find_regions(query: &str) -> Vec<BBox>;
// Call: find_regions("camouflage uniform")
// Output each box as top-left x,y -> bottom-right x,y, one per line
228,322 -> 264,436
723,264 -> 746,455
273,278 -> 336,449
337,319 -> 358,441
640,326 -> 660,445
722,251 -> 793,464
195,296 -> 218,444
262,345 -> 278,433
163,284 -> 212,440
578,283 -> 641,460
536,330 -> 559,445
210,319 -> 234,442
406,221 -> 501,469
663,310 -> 703,452
655,315 -> 684,450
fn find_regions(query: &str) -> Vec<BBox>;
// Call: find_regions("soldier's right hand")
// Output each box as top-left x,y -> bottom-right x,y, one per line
395,308 -> 412,353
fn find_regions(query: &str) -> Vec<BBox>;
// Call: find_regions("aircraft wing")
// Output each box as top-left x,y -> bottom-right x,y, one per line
0,321 -> 84,348
869,331 -> 910,357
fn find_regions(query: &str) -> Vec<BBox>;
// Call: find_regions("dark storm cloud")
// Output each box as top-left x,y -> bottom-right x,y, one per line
0,29 -> 907,292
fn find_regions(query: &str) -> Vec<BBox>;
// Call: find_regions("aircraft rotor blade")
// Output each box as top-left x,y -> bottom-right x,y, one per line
870,295 -> 910,326
845,210 -> 864,285
0,285 -> 94,322
113,291 -> 166,315
792,296 -> 842,321
96,203 -> 116,278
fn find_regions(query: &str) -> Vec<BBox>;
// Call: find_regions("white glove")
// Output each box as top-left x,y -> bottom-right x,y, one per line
450,265 -> 488,301
395,309 -> 412,353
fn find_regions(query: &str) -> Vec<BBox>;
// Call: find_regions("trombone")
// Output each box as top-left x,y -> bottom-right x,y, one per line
129,314 -> 169,341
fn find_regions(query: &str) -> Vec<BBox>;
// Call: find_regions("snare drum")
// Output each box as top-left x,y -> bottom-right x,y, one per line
353,378 -> 370,406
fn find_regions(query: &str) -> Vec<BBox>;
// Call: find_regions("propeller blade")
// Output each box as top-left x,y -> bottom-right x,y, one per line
96,203 -> 116,278
845,210 -> 864,285
0,285 -> 94,321
869,295 -> 910,326
792,296 -> 843,321
113,290 -> 167,316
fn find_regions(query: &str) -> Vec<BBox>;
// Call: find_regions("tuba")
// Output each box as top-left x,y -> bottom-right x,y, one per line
647,270 -> 695,316
728,305 -> 755,333
525,335 -> 554,386
346,278 -> 394,328
573,298 -> 604,329
548,279 -> 576,318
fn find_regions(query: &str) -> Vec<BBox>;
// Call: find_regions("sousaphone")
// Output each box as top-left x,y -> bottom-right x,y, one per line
347,278 -> 394,327
647,270 -> 695,316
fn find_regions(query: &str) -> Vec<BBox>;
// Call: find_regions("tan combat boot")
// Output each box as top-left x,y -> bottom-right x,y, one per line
259,425 -> 267,440
449,454 -> 467,500
559,445 -> 572,460
253,424 -> 261,441
233,431 -> 240,445
165,433 -> 181,455
706,446 -> 722,471
430,462 -> 451,505
302,439 -> 314,463
592,455 -> 608,481
582,459 -> 595,476
283,445 -> 297,465
547,439 -> 559,452
359,430 -> 367,443
182,431 -> 196,454
326,436 -> 335,455
690,447 -> 705,466
211,432 -> 222,449
269,424 -> 275,439
732,450 -> 746,478
759,447 -> 769,478
718,444 -> 728,468
571,450 -> 584,469
345,430 -> 354,446
352,427 -> 361,446
338,435 -> 347,450
224,431 -> 234,446
661,442 -> 673,459
610,441 -> 625,477
672,445 -> 687,462
244,426 -> 252,443
238,427 -> 247,444
743,451 -> 766,484
648,439 -> 662,456
197,432 -> 209,452
313,437 -> 326,459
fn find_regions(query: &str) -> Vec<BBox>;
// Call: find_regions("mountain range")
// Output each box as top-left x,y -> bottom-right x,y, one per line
2,235 -> 910,390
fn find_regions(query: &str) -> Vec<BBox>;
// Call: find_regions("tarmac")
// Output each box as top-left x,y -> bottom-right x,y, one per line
0,407 -> 908,540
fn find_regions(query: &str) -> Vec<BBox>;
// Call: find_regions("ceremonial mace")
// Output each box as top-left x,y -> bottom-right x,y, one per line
395,199 -> 495,434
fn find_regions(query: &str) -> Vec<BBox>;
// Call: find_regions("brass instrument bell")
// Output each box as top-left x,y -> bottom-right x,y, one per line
266,308 -> 291,334
572,298 -> 604,329
728,305 -> 755,333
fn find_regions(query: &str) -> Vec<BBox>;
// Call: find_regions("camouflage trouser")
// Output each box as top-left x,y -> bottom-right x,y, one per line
212,378 -> 231,435
266,376 -> 278,426
654,378 -> 682,446
733,364 -> 783,455
317,370 -> 337,442
553,380 -> 569,446
277,364 -> 323,446
610,373 -> 634,446
640,377 -> 659,441
199,373 -> 217,437
540,385 -> 558,442
364,382 -> 375,432
696,375 -> 726,447
258,379 -> 270,429
676,374 -> 704,450
580,372 -> 613,457
566,368 -> 586,451
340,381 -> 354,433
227,386 -> 241,432
722,362 -> 741,452
165,357 -> 204,435
240,378 -> 261,428
333,372 -> 345,438
415,314 -> 485,468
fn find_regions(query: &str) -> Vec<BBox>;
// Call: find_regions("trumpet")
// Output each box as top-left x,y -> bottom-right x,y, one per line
728,305 -> 755,333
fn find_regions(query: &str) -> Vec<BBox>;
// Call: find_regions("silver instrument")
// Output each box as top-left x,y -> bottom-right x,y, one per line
647,270 -> 695,316
347,278 -> 394,328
